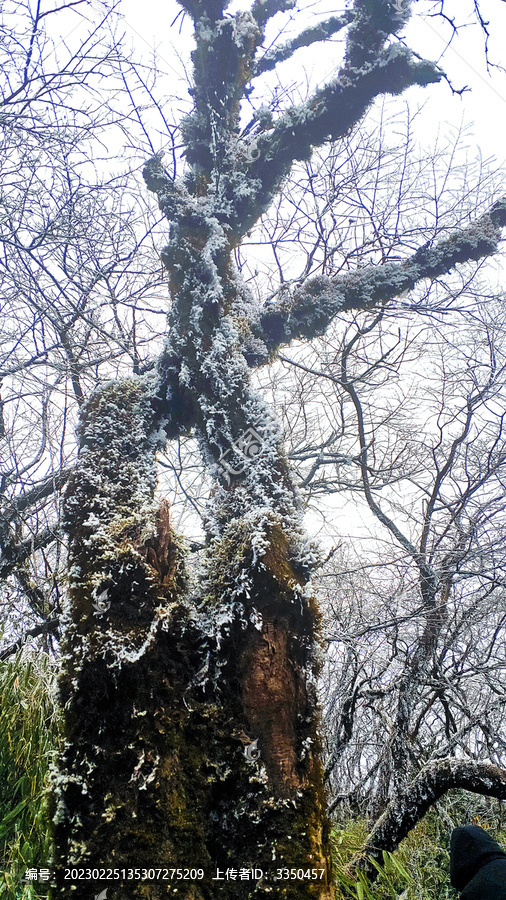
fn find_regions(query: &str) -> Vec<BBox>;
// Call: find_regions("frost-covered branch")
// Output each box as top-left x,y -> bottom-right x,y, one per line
254,199 -> 506,357
253,13 -> 353,77
160,0 -> 440,242
175,0 -> 228,21
234,45 -> 440,235
251,0 -> 296,27
344,0 -> 411,70
0,526 -> 59,582
0,470 -> 69,521
353,758 -> 506,876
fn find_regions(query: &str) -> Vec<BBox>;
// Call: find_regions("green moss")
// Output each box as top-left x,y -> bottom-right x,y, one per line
53,376 -> 218,897
331,801 -> 506,899
55,375 -> 334,897
261,524 -> 305,591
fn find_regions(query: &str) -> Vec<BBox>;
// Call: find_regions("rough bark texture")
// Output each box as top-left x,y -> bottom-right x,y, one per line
51,378 -> 212,896
52,376 -> 332,898
51,1 -> 506,897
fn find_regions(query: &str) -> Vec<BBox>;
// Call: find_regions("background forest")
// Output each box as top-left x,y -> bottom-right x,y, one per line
1,0 -> 506,897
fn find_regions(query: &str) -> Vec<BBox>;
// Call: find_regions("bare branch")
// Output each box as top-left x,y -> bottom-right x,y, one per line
0,617 -> 59,661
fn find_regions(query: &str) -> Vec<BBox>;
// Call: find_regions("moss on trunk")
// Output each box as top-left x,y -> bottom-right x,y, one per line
51,377 -> 213,898
51,374 -> 333,899
189,517 -> 334,898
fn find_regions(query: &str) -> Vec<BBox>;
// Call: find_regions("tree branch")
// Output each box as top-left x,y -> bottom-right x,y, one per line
0,527 -> 59,581
344,0 -> 411,71
351,758 -> 506,877
175,0 -> 228,22
0,617 -> 59,661
253,199 -> 506,358
234,45 -> 441,235
1,470 -> 69,521
339,328 -> 436,601
253,13 -> 354,77
251,0 -> 296,27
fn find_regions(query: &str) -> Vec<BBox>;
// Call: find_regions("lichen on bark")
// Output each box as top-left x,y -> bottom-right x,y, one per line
51,376 -> 213,899
48,2 -> 506,895
191,503 -> 334,897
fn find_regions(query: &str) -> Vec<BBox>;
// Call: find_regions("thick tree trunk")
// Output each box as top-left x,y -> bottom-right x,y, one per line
49,4 -> 506,895
198,505 -> 332,895
51,377 -> 213,896
51,372 -> 333,898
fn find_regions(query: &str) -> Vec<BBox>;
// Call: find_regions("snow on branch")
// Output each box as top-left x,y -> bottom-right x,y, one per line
253,199 -> 506,359
253,13 -> 354,77
143,154 -> 179,221
345,0 -> 412,71
353,757 -> 506,876
165,1 -> 439,243
251,0 -> 296,27
1,469 -> 69,520
175,0 -> 229,22
0,526 -> 59,581
234,45 -> 441,235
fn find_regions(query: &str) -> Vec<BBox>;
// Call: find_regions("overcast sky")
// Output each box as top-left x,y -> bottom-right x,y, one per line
108,0 -> 506,547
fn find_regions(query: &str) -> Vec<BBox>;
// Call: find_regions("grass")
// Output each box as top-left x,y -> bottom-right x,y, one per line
330,815 -> 449,899
331,797 -> 506,899
0,650 -> 61,899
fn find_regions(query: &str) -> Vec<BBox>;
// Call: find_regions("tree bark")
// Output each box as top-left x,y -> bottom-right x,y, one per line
351,758 -> 506,879
49,2 -> 506,897
51,369 -> 333,898
51,376 -> 214,896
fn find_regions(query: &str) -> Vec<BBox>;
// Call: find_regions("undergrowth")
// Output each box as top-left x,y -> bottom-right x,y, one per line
0,651 -> 60,899
331,796 -> 506,899
1,648 -> 505,898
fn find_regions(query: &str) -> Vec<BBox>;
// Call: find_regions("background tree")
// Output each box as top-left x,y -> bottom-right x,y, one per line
0,0 -> 180,654
313,300 -> 506,868
244,103 -> 506,873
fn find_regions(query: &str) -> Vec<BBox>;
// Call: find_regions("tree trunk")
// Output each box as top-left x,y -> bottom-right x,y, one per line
51,372 -> 333,898
48,3 -> 506,896
51,376 -> 210,895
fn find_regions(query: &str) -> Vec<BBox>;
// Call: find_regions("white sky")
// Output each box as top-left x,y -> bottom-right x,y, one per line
41,0 -> 501,549
3,1 -> 504,641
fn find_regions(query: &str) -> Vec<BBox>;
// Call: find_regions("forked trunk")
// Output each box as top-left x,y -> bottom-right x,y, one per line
50,376 -> 333,898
